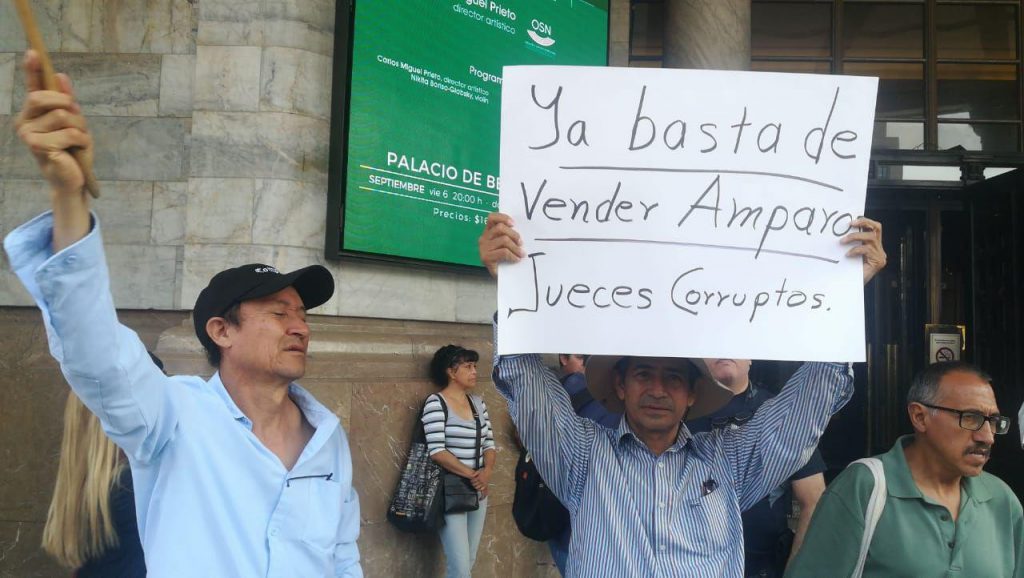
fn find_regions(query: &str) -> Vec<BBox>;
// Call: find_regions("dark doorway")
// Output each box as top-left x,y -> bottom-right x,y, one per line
968,169 -> 1024,497
754,174 -> 1024,500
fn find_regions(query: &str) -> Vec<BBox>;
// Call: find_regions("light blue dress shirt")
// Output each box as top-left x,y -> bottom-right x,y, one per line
5,212 -> 362,578
492,324 -> 853,578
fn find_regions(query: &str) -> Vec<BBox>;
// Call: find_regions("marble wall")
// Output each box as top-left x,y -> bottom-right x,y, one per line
1,0 -> 548,323
0,0 -> 630,319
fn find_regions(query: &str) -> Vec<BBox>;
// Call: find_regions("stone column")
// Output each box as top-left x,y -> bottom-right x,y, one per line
609,0 -> 631,66
663,0 -> 750,70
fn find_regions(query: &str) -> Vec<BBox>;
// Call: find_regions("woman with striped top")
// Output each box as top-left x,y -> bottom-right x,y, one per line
422,345 -> 496,578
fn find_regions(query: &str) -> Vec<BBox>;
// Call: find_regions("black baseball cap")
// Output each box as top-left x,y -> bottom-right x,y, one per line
192,263 -> 334,351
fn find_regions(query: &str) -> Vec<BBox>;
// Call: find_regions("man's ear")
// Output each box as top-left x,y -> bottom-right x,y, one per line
686,378 -> 701,409
615,373 -> 626,401
206,317 -> 233,349
907,402 -> 929,433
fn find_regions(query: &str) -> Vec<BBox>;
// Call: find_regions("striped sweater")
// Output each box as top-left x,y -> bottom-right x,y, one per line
421,393 -> 496,469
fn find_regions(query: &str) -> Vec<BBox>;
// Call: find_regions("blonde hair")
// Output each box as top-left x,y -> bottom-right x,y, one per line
41,392 -> 125,568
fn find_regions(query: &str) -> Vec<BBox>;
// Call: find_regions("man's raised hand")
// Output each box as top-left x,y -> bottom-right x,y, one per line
843,217 -> 887,285
14,50 -> 93,250
15,50 -> 92,200
478,212 -> 525,278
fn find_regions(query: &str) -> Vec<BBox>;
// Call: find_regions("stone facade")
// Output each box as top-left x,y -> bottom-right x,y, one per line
0,0 -> 630,316
663,0 -> 750,70
0,0 -> 631,574
0,0 -> 505,322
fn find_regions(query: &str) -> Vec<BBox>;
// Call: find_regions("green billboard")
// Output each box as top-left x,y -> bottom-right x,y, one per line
328,0 -> 609,266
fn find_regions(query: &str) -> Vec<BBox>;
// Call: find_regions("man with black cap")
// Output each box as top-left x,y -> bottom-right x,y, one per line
478,212 -> 886,578
6,52 -> 361,577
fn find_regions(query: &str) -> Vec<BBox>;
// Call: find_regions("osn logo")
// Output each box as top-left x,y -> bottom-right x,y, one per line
527,19 -> 555,47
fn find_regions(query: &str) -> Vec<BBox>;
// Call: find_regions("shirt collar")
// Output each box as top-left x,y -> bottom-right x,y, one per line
209,372 -> 250,426
886,435 -> 993,503
207,372 -> 338,432
288,383 -> 337,431
615,415 -> 692,453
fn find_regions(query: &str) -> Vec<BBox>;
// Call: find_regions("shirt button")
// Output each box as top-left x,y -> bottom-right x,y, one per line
65,255 -> 78,265
948,541 -> 955,549
659,502 -> 666,508
658,463 -> 665,469
270,528 -> 278,537
659,545 -> 666,551
940,514 -> 950,522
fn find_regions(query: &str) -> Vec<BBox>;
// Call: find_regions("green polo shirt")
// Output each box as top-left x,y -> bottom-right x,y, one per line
787,435 -> 1024,578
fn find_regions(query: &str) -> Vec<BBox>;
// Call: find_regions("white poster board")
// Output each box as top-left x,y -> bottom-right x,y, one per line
497,66 -> 878,362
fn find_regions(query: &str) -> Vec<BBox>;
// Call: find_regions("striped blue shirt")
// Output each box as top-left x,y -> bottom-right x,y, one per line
493,334 -> 853,578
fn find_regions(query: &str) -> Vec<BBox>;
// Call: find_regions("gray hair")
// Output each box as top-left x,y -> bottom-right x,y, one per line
907,361 -> 991,406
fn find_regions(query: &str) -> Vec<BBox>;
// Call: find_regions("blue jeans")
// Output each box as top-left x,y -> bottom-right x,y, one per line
438,497 -> 488,577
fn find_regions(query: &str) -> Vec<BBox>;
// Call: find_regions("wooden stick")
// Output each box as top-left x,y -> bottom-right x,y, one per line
12,0 -> 101,198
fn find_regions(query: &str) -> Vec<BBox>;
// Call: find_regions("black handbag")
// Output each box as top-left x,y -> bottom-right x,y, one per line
386,401 -> 446,533
436,394 -> 482,514
512,449 -> 570,541
443,472 -> 479,514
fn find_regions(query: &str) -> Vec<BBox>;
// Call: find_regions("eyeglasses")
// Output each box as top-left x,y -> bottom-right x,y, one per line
919,403 -> 1011,435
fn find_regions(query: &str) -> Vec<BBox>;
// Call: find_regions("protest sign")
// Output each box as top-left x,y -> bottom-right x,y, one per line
497,66 -> 878,361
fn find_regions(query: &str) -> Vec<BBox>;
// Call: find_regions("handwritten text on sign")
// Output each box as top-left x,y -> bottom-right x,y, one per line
497,66 -> 878,362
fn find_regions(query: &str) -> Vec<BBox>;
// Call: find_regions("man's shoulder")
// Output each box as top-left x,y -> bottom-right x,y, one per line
165,374 -> 213,397
974,471 -> 1024,514
819,459 -> 881,508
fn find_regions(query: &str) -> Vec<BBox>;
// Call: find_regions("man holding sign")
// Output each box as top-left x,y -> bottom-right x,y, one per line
480,212 -> 884,577
484,65 -> 886,577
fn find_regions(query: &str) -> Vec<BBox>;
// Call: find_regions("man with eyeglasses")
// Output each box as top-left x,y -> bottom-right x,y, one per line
788,361 -> 1024,577
688,360 -> 827,577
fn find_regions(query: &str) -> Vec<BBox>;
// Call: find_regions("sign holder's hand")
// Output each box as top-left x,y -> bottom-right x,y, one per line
478,213 -> 525,278
843,217 -> 886,285
13,0 -> 100,199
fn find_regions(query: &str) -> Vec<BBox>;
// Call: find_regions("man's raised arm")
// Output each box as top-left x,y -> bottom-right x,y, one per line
4,51 -> 178,463
481,213 -> 597,509
719,362 -> 853,510
718,217 -> 886,509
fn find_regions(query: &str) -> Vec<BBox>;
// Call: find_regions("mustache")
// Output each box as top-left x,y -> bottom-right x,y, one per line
639,396 -> 673,410
964,444 -> 992,457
